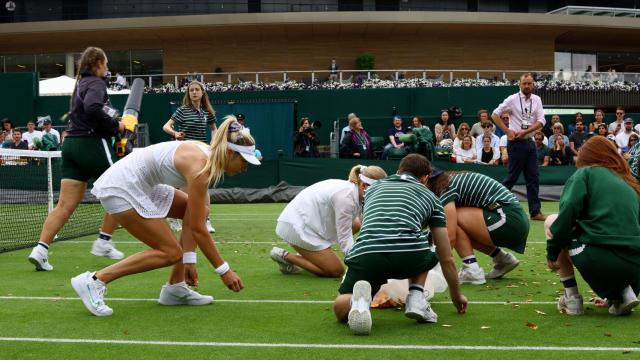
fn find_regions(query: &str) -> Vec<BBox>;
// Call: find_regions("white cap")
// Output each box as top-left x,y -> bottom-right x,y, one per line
228,143 -> 261,165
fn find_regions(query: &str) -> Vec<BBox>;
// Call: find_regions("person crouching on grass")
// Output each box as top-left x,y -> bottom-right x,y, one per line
545,136 -> 640,316
333,154 -> 467,335
71,116 -> 259,316
270,165 -> 387,277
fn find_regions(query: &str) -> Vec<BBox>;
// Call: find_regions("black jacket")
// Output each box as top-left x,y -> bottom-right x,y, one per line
67,74 -> 119,138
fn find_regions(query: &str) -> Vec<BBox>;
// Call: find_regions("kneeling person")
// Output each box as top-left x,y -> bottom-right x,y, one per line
333,154 -> 467,335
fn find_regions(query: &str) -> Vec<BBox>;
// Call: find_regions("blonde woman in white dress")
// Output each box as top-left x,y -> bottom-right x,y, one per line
71,116 -> 259,316
270,165 -> 387,277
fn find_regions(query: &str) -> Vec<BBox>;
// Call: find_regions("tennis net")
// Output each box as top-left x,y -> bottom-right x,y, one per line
0,149 -> 103,253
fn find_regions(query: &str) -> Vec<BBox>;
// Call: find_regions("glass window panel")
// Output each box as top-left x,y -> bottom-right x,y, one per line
36,53 -> 66,79
4,54 -> 35,72
554,52 -> 571,72
131,49 -> 163,85
104,50 -> 131,77
572,53 -> 597,73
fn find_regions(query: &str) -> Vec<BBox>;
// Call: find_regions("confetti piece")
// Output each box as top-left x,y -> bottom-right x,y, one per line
535,310 -> 547,316
506,285 -> 519,288
441,324 -> 453,328
481,326 -> 491,330
526,322 -> 538,330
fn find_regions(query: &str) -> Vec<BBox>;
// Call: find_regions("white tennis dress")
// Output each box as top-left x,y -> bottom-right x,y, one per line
276,179 -> 360,253
91,141 -> 209,218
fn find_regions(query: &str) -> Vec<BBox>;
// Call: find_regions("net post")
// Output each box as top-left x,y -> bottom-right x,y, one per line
47,155 -> 54,214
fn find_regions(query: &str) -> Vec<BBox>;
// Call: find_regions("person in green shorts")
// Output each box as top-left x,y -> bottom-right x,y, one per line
28,46 -> 126,271
427,171 -> 529,285
333,154 -> 467,336
546,136 -> 640,316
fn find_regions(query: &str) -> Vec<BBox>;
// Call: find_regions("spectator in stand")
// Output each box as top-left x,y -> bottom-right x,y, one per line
409,115 -> 434,158
21,120 -> 42,150
41,118 -> 60,143
479,135 -> 500,165
294,117 -> 319,158
340,117 -> 372,159
596,123 -> 609,137
328,58 -> 339,82
2,117 -> 13,138
469,109 -> 491,138
435,110 -> 455,147
549,122 -> 570,147
0,131 -> 5,148
543,114 -> 561,138
381,116 -> 406,159
567,112 -> 583,136
615,118 -> 636,149
622,133 -> 639,158
453,122 -> 474,154
609,106 -> 626,136
9,127 -> 28,150
235,113 -> 246,127
589,109 -> 606,135
475,121 -> 499,160
455,135 -> 476,164
549,136 -> 572,166
569,120 -> 588,161
534,131 -> 550,166
340,112 -> 357,143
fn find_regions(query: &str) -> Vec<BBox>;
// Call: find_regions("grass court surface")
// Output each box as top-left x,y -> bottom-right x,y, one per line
1,202 -> 639,359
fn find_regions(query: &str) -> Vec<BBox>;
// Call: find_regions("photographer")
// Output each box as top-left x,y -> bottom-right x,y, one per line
294,117 -> 319,158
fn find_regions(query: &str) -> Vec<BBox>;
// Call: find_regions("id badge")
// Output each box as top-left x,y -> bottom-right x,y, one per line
362,145 -> 367,150
305,145 -> 310,152
521,116 -> 530,130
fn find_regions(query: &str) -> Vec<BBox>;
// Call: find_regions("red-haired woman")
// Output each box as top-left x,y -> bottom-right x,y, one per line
545,136 -> 640,316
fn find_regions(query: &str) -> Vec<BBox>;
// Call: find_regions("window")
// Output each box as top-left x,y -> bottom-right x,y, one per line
4,54 -> 35,72
36,53 -> 66,79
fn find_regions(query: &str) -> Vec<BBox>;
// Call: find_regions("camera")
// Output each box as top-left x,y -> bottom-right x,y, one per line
303,121 -> 322,133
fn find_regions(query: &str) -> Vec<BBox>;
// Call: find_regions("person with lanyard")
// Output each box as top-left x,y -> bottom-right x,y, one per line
340,116 -> 372,159
426,170 -> 529,285
28,46 -> 125,272
491,73 -> 546,221
293,117 -> 319,158
71,117 -> 259,316
270,165 -> 387,277
545,136 -> 640,316
333,154 -> 467,335
163,80 -> 218,233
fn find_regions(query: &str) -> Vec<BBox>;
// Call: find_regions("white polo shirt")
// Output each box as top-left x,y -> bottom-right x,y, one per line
493,91 -> 545,139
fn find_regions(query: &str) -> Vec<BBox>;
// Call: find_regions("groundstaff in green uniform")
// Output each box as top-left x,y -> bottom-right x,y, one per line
546,136 -> 640,316
333,154 -> 467,336
427,171 -> 529,285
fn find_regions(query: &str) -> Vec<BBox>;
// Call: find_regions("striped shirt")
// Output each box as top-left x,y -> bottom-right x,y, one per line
440,172 -> 518,208
629,141 -> 640,181
346,173 -> 446,260
171,105 -> 216,142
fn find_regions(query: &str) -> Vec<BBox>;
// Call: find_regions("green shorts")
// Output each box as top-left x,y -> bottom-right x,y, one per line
569,240 -> 640,302
483,203 -> 529,254
338,250 -> 439,295
61,137 -> 116,182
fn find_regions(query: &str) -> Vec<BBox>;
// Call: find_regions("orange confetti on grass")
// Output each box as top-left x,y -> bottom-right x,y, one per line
526,322 -> 538,330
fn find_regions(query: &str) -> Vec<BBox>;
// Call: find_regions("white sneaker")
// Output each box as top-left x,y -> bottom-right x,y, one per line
609,286 -> 639,316
405,290 -> 438,323
91,239 -> 124,260
28,245 -> 53,271
70,271 -> 113,316
348,280 -> 372,335
206,219 -> 216,233
486,251 -> 519,279
158,282 -> 213,306
168,218 -> 182,232
270,247 -> 300,274
458,265 -> 487,285
557,293 -> 584,315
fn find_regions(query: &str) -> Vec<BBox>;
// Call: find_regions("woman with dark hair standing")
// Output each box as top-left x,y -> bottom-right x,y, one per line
28,46 -> 125,271
546,136 -> 640,316
162,80 -> 218,233
293,117 -> 319,158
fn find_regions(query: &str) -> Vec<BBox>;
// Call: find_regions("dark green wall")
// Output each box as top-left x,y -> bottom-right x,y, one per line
0,73 -> 38,124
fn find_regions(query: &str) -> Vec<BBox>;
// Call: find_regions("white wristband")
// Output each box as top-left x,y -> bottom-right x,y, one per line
182,251 -> 196,264
215,261 -> 230,276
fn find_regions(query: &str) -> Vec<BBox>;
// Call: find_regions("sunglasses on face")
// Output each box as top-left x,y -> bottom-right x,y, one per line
501,117 -> 509,120
482,125 -> 492,129
617,112 -> 624,115
460,127 -> 469,130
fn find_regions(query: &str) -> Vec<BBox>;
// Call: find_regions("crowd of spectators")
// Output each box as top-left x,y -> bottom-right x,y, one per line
1,117 -> 64,151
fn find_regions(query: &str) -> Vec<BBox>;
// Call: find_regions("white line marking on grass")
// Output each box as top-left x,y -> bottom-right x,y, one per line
0,337 -> 636,352
0,296 -> 556,305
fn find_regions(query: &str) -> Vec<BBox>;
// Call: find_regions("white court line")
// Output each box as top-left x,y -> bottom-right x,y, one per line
0,296 -> 556,305
0,337 -> 636,352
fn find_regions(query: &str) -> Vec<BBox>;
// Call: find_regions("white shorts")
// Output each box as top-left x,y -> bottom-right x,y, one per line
100,196 -> 133,215
275,221 -> 331,252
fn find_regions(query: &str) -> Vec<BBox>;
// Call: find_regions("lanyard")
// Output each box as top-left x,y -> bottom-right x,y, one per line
354,131 -> 367,146
519,95 -> 533,120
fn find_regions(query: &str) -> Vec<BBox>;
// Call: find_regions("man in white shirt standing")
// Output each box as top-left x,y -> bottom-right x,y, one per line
491,73 -> 546,221
21,120 -> 43,150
